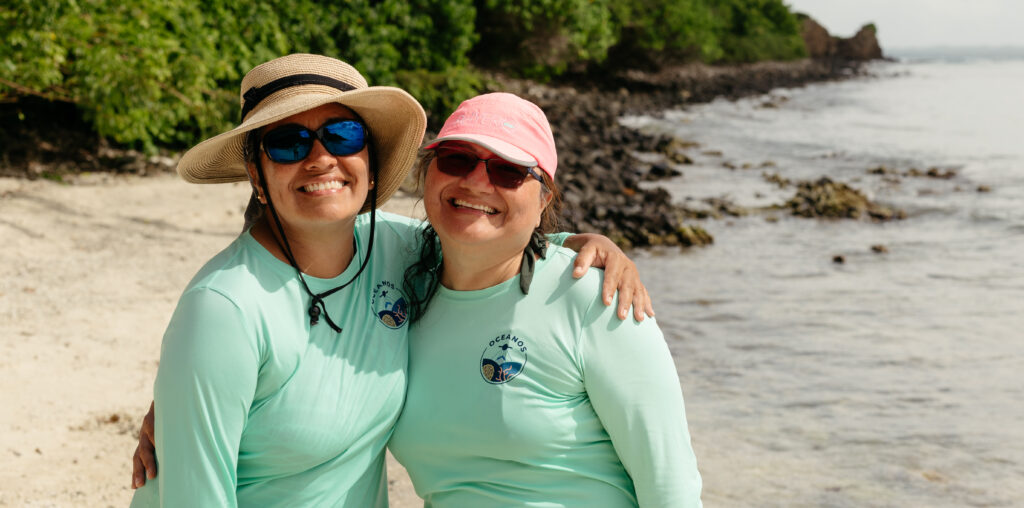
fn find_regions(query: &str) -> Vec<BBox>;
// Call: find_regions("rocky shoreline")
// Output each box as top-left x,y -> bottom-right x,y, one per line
1,18 -> 890,249
496,57 -> 879,248
0,57 -> 877,249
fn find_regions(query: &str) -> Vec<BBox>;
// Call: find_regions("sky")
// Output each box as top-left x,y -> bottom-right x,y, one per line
784,0 -> 1024,49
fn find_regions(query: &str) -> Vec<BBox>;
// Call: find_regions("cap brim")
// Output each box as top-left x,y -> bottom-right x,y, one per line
426,134 -> 538,167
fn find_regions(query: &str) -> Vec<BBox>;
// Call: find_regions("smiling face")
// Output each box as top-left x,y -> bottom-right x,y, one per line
423,141 -> 551,256
247,103 -> 372,231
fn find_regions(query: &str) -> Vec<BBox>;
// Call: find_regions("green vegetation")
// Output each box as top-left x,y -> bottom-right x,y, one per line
1,0 -> 807,151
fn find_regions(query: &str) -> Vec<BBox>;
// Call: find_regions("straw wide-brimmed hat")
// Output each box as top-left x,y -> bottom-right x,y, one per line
177,53 -> 426,212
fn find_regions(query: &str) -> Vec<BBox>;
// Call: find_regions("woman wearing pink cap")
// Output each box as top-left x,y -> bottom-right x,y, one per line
388,93 -> 703,507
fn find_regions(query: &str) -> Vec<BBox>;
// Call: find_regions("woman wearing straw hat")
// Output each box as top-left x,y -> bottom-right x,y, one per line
387,93 -> 702,507
127,54 -> 650,507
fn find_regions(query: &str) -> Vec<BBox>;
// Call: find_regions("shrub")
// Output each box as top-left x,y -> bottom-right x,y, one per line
606,0 -> 722,66
472,0 -> 616,79
0,0 -> 478,151
711,0 -> 807,63
0,0 -> 808,152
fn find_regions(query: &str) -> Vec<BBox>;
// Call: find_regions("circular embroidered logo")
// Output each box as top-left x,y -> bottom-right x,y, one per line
480,333 -> 528,384
371,280 -> 408,329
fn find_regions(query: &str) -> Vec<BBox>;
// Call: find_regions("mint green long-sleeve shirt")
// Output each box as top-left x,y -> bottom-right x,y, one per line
388,245 -> 702,508
130,212 -> 421,508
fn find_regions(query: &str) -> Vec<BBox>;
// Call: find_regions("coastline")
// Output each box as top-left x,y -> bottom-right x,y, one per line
493,58 -> 870,248
0,57 -> 868,507
2,57 -> 869,248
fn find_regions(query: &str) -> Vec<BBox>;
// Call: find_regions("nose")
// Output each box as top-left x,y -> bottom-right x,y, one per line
459,160 -> 493,189
302,139 -> 335,171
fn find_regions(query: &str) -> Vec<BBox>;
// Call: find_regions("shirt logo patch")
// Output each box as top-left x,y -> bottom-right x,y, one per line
480,333 -> 528,384
371,280 -> 408,329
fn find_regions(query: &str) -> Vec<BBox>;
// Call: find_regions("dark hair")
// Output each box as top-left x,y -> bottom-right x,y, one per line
241,129 -> 266,229
401,149 -> 563,323
243,128 -> 262,165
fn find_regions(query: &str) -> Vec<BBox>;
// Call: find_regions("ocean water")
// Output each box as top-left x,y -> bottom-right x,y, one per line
623,58 -> 1024,507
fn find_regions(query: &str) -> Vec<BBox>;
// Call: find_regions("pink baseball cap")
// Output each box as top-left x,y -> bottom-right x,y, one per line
425,92 -> 558,180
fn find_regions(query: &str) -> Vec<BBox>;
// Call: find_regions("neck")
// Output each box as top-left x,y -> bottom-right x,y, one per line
439,241 -> 528,291
250,215 -> 357,278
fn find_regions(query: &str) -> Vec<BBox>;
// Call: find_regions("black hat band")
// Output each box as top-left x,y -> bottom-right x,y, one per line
240,74 -> 356,122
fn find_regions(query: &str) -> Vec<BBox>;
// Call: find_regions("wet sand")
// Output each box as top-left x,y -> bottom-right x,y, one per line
0,173 -> 423,507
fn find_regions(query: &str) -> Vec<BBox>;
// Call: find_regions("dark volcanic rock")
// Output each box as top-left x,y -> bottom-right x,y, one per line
786,177 -> 905,221
801,17 -> 835,59
483,56 -> 871,248
837,25 -> 884,61
800,15 -> 883,61
493,82 -> 723,248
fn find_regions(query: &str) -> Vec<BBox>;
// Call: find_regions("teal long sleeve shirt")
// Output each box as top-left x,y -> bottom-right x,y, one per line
389,245 -> 703,507
130,212 -> 421,507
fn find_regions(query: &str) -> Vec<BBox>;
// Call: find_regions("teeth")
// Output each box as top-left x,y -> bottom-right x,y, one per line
453,199 -> 497,214
303,180 -> 345,192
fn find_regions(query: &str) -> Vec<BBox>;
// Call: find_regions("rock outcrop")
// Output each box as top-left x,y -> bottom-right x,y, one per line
786,177 -> 904,221
800,16 -> 883,61
800,17 -> 835,59
837,25 -> 884,61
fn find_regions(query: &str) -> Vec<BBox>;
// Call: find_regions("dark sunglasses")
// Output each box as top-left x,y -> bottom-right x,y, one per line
261,119 -> 367,164
434,145 -> 543,189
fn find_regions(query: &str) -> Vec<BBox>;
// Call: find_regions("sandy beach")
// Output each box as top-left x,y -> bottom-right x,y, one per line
0,173 -> 423,507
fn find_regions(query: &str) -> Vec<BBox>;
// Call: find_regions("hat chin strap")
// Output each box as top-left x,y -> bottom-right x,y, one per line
253,155 -> 377,333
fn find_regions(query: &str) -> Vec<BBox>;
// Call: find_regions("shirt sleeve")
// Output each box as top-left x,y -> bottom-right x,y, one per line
546,231 -> 573,247
152,287 -> 260,507
579,298 -> 703,508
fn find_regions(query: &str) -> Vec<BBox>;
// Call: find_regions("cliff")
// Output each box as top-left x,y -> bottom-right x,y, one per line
800,16 -> 884,61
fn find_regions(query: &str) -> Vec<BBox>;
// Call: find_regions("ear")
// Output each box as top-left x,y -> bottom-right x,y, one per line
244,162 -> 258,184
246,162 -> 261,188
536,188 -> 553,227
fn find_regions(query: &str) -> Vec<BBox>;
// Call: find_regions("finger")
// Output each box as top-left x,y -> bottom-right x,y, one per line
141,441 -> 158,479
132,446 -> 145,488
643,285 -> 655,318
603,260 -> 627,307
142,402 -> 155,443
573,245 -> 597,279
616,283 -> 634,320
632,284 -> 650,322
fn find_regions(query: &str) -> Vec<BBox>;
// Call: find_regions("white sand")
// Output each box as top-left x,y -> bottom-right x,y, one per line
0,173 -> 423,507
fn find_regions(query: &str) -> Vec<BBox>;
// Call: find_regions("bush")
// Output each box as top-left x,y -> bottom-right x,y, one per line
472,0 -> 617,79
1,0 -> 808,152
606,0 -> 722,66
0,0 -> 477,151
711,0 -> 807,63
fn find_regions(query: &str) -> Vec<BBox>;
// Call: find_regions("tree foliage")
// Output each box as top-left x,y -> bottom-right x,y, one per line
711,0 -> 807,63
0,0 -> 807,151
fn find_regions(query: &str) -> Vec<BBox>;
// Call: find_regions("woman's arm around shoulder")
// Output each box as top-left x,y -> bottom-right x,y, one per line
579,296 -> 703,508
138,287 -> 261,507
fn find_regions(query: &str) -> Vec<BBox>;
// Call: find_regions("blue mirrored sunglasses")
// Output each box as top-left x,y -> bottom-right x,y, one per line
261,119 -> 367,164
